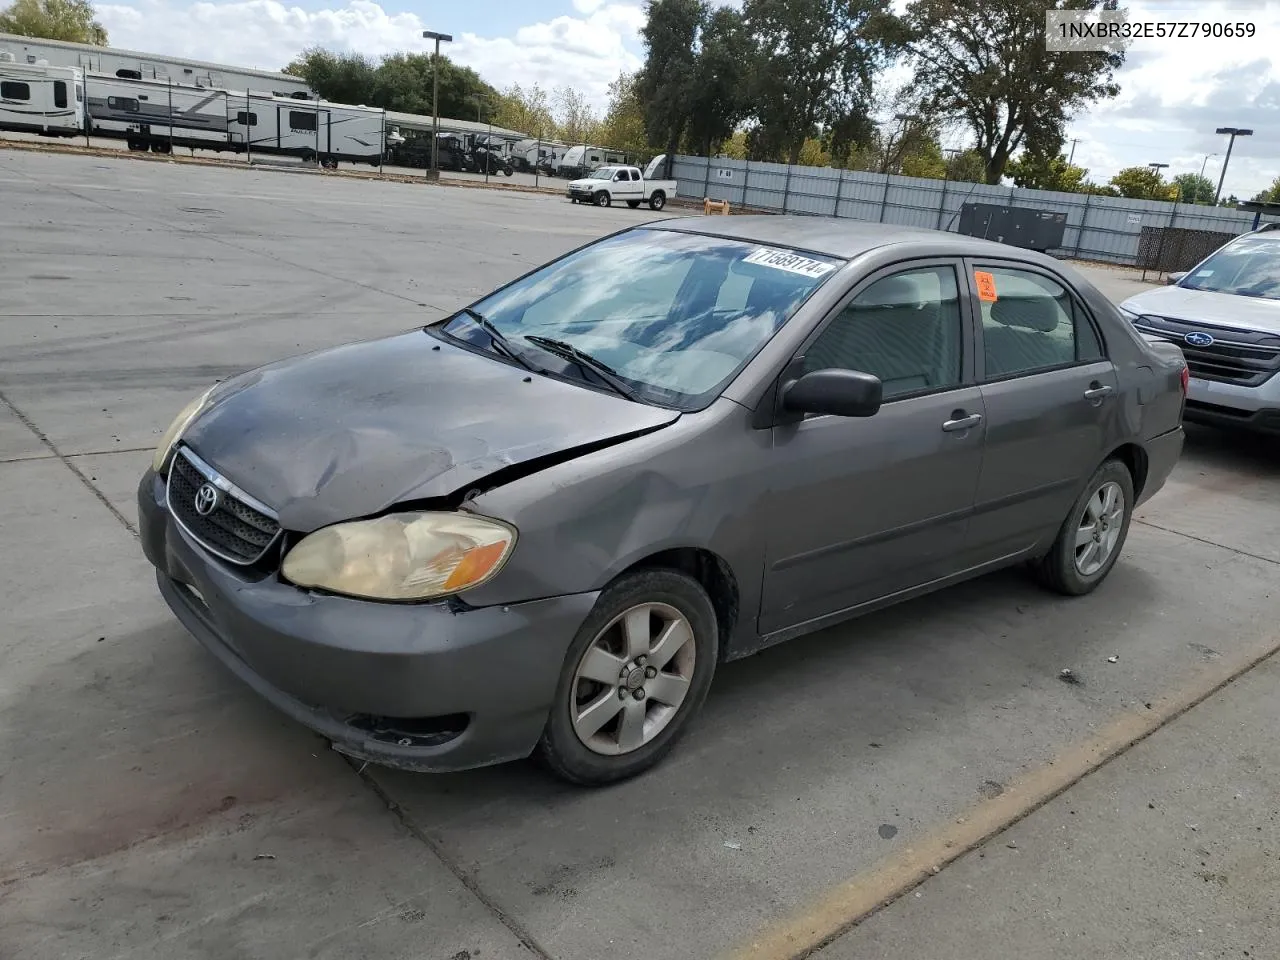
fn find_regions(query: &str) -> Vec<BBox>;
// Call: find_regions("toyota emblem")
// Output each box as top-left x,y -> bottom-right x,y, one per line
193,482 -> 220,516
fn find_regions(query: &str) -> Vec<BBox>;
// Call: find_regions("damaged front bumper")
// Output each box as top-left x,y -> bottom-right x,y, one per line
137,468 -> 599,772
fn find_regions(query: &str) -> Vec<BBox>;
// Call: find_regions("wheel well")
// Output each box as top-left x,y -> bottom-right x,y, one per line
621,548 -> 739,655
1108,442 -> 1149,499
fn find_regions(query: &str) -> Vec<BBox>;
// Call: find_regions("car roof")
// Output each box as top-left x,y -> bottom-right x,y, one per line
644,214 -> 1062,265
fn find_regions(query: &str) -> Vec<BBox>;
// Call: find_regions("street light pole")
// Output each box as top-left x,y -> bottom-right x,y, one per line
422,30 -> 453,176
1213,126 -> 1253,205
1144,162 -> 1169,282
881,112 -> 919,175
1197,153 -> 1217,203
1147,162 -> 1168,199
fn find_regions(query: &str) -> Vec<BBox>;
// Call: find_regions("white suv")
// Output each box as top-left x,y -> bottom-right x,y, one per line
1119,225 -> 1280,434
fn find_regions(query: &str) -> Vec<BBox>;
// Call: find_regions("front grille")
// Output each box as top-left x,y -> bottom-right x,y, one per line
1134,316 -> 1280,387
166,447 -> 282,565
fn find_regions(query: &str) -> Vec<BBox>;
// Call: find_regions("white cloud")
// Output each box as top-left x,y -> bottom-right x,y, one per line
92,0 -> 643,110
1066,2 -> 1280,197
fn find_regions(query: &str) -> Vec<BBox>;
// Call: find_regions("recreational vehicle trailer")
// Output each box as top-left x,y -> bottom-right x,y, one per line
0,57 -> 82,136
510,137 -> 567,173
556,144 -> 627,178
84,73 -> 230,152
88,79 -> 386,165
0,32 -> 312,98
237,97 -> 386,167
0,66 -> 391,165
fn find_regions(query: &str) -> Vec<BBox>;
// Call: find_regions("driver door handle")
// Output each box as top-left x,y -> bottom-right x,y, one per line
942,413 -> 982,433
1084,383 -> 1114,401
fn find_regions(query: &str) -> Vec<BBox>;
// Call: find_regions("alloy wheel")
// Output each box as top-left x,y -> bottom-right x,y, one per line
569,602 -> 696,756
1075,480 -> 1126,576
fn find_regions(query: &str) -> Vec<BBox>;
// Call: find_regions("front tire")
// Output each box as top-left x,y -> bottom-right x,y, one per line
594,191 -> 611,207
536,569 -> 718,785
1034,458 -> 1134,596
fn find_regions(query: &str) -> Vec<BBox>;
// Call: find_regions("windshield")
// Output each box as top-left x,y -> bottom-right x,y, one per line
587,167 -> 615,180
436,228 -> 844,410
1179,233 -> 1280,300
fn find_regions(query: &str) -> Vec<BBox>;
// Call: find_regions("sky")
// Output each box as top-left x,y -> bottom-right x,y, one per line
88,0 -> 1280,198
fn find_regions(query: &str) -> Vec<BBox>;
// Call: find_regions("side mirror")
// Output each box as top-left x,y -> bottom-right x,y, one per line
1166,271 -> 1187,285
781,368 -> 883,418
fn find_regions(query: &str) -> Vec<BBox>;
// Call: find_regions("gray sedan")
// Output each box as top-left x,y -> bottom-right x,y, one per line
138,217 -> 1188,785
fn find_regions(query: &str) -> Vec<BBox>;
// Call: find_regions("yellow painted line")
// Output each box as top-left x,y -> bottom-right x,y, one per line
724,634 -> 1280,960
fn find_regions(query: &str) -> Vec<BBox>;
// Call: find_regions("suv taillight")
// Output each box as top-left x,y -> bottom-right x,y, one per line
1180,365 -> 1189,395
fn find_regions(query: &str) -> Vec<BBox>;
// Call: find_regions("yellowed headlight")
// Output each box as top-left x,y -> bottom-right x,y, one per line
152,386 -> 215,473
281,512 -> 517,601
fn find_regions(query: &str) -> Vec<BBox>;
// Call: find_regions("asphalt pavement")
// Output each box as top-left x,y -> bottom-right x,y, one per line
1,146 -> 1277,960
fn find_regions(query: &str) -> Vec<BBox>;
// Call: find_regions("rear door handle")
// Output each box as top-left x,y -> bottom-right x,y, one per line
942,413 -> 983,432
1084,384 -> 1114,401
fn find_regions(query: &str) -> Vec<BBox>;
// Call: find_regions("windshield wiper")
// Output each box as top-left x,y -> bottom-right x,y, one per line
454,308 -> 539,372
523,335 -> 642,402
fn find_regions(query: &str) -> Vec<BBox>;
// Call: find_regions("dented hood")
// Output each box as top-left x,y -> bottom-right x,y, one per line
180,331 -> 679,532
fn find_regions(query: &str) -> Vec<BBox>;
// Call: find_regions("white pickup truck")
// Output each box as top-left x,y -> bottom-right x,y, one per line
566,155 -> 677,211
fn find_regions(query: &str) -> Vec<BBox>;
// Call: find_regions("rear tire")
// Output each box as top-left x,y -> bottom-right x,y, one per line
536,568 -> 718,786
1034,458 -> 1134,596
649,191 -> 667,211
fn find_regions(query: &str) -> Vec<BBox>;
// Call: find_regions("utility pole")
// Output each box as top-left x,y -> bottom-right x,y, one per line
422,30 -> 453,176
1067,138 -> 1081,167
1213,127 -> 1253,205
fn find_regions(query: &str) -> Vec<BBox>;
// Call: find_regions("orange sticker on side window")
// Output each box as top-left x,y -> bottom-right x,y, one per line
974,270 -> 998,302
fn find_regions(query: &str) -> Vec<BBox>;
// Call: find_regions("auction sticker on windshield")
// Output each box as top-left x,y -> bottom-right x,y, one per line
744,248 -> 835,278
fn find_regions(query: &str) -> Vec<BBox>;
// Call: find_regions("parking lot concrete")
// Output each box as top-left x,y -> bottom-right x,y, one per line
2,147 -> 1277,960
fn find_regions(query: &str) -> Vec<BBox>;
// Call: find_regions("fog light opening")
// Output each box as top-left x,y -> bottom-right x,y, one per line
344,712 -> 469,747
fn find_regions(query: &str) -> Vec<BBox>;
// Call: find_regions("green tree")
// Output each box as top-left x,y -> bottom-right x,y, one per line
899,139 -> 946,179
1249,176 -> 1280,204
1109,165 -> 1175,200
283,48 -> 498,120
742,0 -> 899,164
493,83 -> 555,138
683,5 -> 751,156
0,0 -> 106,44
552,85 -> 602,143
636,0 -> 705,172
600,73 -> 652,157
1172,172 -> 1216,204
874,114 -> 937,175
1006,152 -> 1088,192
903,0 -> 1123,184
946,149 -> 988,183
284,49 -> 376,105
375,53 -> 497,119
720,130 -> 749,159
